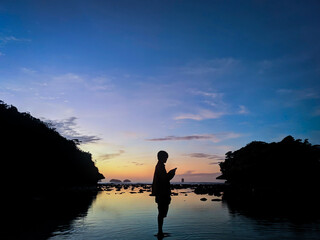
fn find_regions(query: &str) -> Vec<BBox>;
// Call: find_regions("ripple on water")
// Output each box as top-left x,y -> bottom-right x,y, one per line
48,188 -> 320,240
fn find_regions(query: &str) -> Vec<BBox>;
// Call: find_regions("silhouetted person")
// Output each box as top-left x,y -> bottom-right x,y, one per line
152,151 -> 177,238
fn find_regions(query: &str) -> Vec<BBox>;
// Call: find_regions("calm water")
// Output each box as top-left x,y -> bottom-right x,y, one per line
41,185 -> 320,240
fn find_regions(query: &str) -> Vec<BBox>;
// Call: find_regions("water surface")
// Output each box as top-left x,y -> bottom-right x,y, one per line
45,186 -> 320,240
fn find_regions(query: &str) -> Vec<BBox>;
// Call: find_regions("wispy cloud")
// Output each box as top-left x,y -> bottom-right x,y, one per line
147,134 -> 215,141
186,153 -> 224,161
191,90 -> 224,99
98,150 -> 125,161
0,35 -> 31,45
132,161 -> 144,166
174,109 -> 225,121
52,73 -> 84,83
238,105 -> 249,114
174,89 -> 230,121
179,58 -> 239,76
44,117 -> 101,144
277,88 -> 319,100
146,132 -> 241,143
21,67 -> 37,74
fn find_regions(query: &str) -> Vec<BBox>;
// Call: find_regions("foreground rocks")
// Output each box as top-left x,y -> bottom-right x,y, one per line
99,183 -> 226,198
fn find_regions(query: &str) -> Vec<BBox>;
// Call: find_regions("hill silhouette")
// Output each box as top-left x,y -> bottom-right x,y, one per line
218,136 -> 320,197
0,101 -> 104,193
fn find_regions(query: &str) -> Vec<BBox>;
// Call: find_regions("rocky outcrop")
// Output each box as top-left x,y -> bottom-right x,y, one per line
110,179 -> 122,183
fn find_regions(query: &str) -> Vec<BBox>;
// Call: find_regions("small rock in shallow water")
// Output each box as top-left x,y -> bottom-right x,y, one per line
200,198 -> 207,201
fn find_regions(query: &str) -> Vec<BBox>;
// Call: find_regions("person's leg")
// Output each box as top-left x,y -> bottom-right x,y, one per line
157,203 -> 169,236
157,214 -> 164,235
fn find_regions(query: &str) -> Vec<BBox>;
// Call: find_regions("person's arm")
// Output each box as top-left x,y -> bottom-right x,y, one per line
167,168 -> 177,181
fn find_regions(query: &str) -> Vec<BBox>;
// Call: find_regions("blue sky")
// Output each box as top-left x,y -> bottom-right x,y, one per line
1,0 -> 319,182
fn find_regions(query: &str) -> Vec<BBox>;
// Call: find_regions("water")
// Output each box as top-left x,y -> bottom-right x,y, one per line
43,186 -> 320,240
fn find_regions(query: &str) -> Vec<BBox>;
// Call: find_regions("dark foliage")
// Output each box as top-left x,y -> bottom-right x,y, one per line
0,101 -> 104,192
4,190 -> 98,240
218,136 -> 320,189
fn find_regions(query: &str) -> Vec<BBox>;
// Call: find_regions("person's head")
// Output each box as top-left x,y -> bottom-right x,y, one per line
157,150 -> 168,163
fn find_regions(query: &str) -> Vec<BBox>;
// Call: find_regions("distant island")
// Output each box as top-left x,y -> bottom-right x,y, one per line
218,136 -> 320,198
123,179 -> 131,182
110,179 -> 122,183
1,100 -> 104,195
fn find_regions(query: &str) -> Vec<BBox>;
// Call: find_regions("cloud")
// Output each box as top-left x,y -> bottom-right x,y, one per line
146,134 -> 215,141
191,90 -> 224,99
98,150 -> 125,161
179,89 -> 228,119
238,105 -> 249,114
52,73 -> 84,83
146,132 -> 241,143
0,36 -> 31,45
179,58 -> 239,76
43,117 -> 101,144
174,109 -> 225,121
132,161 -> 144,166
186,153 -> 225,161
21,67 -> 37,74
277,88 -> 320,100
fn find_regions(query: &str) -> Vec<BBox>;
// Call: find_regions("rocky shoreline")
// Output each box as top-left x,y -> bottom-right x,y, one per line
98,182 -> 226,198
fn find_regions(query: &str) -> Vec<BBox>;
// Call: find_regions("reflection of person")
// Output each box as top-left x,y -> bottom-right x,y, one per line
152,150 -> 177,237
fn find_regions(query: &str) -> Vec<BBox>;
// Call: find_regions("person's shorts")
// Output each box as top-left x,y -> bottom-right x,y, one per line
156,196 -> 171,218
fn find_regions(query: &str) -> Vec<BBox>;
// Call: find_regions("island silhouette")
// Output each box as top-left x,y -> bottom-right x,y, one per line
217,135 -> 320,200
1,100 -> 104,196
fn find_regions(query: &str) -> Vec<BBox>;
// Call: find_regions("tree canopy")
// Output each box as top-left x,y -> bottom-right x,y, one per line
0,101 -> 104,191
218,136 -> 320,188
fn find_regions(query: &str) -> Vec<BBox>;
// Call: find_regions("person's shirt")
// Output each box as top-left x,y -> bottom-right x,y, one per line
151,161 -> 175,197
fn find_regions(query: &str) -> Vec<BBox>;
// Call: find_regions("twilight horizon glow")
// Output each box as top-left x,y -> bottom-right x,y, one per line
0,0 -> 319,182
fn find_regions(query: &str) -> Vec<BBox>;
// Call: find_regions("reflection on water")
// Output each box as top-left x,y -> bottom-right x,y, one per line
46,185 -> 320,240
8,185 -> 320,239
4,191 -> 98,240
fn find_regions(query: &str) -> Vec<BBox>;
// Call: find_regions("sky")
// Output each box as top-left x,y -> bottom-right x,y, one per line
1,0 -> 320,182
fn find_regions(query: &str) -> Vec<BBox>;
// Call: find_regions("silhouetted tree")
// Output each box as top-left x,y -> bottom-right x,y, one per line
0,100 -> 104,193
218,136 -> 320,190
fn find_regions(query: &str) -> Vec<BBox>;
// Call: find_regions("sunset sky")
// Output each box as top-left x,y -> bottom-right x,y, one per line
1,0 -> 320,182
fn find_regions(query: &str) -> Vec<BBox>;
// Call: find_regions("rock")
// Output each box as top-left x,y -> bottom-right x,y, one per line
130,192 -> 137,194
200,198 -> 207,201
211,199 -> 222,201
110,179 -> 122,183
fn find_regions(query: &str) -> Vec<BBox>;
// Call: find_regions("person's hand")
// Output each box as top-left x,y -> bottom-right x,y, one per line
168,168 -> 177,179
169,168 -> 177,175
